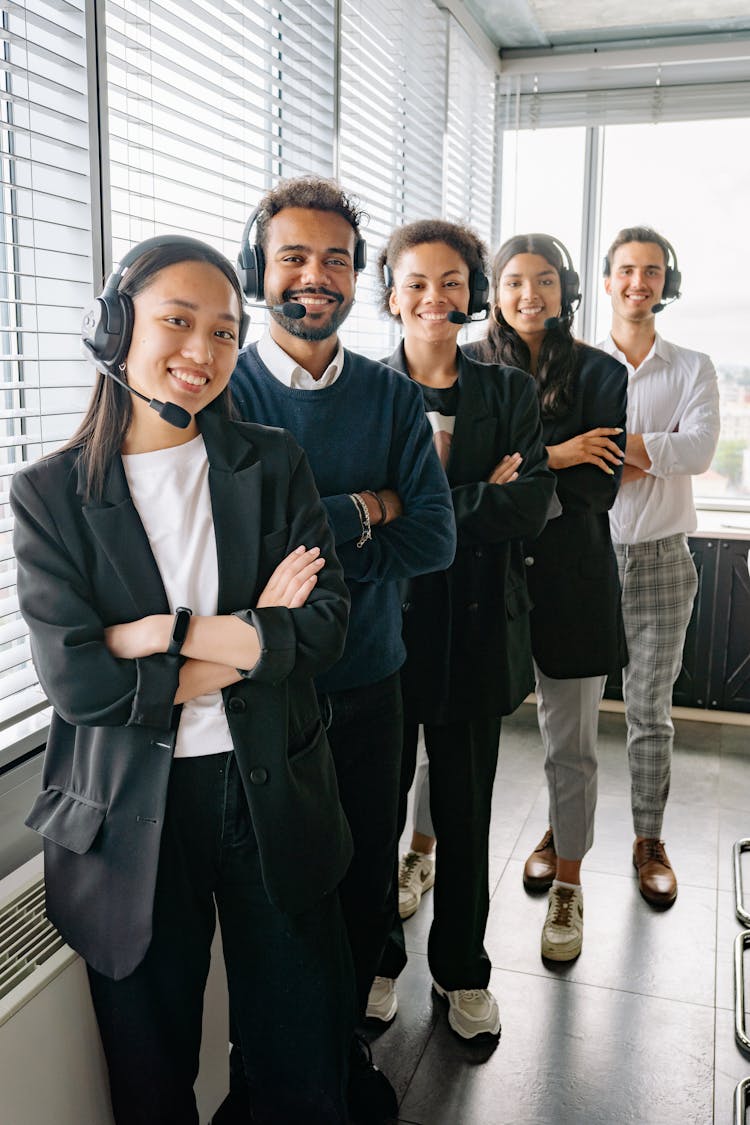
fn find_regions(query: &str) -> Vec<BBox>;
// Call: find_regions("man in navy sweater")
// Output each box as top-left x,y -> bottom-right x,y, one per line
231,177 -> 455,1123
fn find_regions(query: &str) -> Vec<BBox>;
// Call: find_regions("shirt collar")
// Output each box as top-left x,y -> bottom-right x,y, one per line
257,330 -> 344,388
603,330 -> 670,372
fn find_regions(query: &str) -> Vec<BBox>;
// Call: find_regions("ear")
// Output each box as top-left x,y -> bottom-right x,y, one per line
388,288 -> 400,318
603,275 -> 612,296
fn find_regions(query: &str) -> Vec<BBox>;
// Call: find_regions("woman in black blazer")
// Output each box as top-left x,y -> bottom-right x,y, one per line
370,221 -> 555,1040
465,233 -> 628,964
10,237 -> 354,1124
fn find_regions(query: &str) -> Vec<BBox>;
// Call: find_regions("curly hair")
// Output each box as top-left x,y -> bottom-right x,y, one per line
377,219 -> 487,319
603,225 -> 671,275
254,176 -> 367,251
473,233 -> 579,420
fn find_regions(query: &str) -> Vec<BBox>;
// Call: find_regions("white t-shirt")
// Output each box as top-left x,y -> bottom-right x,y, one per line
122,434 -> 233,758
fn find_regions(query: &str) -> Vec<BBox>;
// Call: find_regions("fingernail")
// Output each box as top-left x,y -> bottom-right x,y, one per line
614,428 -> 623,433
607,468 -> 615,475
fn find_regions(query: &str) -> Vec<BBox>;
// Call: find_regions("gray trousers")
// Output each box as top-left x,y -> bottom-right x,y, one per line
615,533 -> 698,838
534,664 -> 607,861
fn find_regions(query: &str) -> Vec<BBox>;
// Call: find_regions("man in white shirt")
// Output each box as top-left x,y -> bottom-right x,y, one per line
599,226 -> 720,908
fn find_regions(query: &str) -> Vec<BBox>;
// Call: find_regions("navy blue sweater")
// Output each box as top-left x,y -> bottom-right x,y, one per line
232,344 -> 456,692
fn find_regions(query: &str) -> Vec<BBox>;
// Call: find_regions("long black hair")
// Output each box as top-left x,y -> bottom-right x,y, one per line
474,233 -> 579,419
66,240 -> 242,501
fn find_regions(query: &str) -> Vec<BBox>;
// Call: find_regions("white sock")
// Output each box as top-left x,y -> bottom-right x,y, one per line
552,879 -> 581,891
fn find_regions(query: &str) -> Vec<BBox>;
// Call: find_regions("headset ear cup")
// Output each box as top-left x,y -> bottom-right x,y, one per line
468,269 -> 490,316
560,268 -> 581,312
238,243 -> 264,302
82,292 -> 133,368
663,266 -> 682,301
354,237 -> 367,273
108,292 -> 134,369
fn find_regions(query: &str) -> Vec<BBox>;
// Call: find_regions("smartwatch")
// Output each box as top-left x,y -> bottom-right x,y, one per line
167,607 -> 192,656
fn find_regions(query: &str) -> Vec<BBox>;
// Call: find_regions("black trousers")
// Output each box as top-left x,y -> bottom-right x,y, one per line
88,752 -> 354,1125
323,672 -> 404,1018
378,716 -> 502,991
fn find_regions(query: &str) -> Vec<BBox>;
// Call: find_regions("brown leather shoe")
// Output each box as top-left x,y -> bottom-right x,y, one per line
633,839 -> 677,908
523,828 -> 557,892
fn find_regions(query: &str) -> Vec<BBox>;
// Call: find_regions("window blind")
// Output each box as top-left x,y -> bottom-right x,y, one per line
443,18 -> 498,252
105,0 -> 336,350
0,0 -> 92,756
338,0 -> 448,357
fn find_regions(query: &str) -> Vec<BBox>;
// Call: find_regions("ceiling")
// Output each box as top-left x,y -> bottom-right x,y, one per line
462,0 -> 750,51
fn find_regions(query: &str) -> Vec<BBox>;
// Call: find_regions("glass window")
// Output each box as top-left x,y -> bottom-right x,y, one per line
593,118 -> 750,506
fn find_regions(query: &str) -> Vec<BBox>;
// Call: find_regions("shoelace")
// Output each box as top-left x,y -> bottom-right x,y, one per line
641,839 -> 670,867
549,887 -> 576,927
536,828 -> 555,853
398,851 -> 422,888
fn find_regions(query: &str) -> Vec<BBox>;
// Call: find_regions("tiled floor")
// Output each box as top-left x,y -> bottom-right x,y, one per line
364,704 -> 750,1125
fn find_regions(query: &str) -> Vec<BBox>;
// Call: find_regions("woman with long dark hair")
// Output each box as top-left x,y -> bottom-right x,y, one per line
465,233 -> 628,962
11,235 -> 354,1123
368,220 -> 555,1038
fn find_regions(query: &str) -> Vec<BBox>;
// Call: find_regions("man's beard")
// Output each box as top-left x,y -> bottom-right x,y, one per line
269,288 -> 354,341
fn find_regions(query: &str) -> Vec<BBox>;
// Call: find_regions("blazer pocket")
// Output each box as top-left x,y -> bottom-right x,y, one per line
25,786 -> 107,855
506,580 -> 532,620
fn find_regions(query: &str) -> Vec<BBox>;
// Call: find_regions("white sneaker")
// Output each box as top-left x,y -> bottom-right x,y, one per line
398,850 -> 435,919
432,981 -> 501,1039
541,884 -> 584,961
366,976 -> 398,1023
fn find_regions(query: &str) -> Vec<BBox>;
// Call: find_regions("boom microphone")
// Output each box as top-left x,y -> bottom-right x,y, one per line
245,299 -> 306,319
83,342 -> 192,430
447,308 -> 489,325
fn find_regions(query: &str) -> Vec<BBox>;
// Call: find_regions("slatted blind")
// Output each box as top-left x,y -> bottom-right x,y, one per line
0,0 -> 92,754
443,19 -> 498,251
105,0 -> 336,345
338,0 -> 448,357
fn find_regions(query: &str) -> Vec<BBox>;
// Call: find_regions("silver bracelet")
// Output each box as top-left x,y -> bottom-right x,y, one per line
349,492 -> 372,548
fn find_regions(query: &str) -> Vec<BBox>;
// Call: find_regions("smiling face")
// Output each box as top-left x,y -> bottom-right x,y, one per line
124,259 -> 241,440
388,241 -> 470,343
605,241 -> 666,325
262,206 -> 357,342
496,252 -> 562,346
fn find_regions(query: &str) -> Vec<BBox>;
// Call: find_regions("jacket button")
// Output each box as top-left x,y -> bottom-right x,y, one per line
524,556 -> 534,567
250,767 -> 268,785
474,548 -> 483,559
467,601 -> 479,611
228,697 -> 246,714
401,601 -> 411,612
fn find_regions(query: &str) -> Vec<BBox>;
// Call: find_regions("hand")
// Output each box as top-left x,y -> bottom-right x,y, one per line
359,488 -> 403,525
257,546 -> 325,609
546,428 -> 624,474
105,616 -> 168,659
488,453 -> 522,485
622,463 -> 648,483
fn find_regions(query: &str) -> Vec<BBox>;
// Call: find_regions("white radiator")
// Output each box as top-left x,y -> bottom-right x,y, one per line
0,855 -> 229,1125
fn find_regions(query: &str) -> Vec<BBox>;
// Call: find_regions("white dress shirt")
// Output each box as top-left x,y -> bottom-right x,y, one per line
257,330 -> 344,389
598,332 -> 720,545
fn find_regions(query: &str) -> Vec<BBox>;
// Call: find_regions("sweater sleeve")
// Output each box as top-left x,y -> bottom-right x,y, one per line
335,381 -> 456,585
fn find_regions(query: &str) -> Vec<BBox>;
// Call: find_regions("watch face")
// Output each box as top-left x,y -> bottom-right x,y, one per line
169,607 -> 192,653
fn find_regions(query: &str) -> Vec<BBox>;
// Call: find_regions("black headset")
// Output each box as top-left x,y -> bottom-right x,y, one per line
237,205 -> 368,302
382,261 -> 490,319
524,234 -> 581,314
82,234 -> 249,370
602,235 -> 682,305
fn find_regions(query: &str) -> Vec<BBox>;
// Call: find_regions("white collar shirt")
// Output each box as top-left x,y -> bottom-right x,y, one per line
598,332 -> 720,545
257,330 -> 344,390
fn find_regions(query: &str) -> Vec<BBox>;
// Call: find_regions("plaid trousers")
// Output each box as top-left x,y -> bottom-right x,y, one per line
614,533 -> 698,838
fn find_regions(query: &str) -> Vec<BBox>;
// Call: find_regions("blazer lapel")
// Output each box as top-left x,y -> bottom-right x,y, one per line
199,409 -> 262,615
80,456 -> 170,617
446,354 -> 498,484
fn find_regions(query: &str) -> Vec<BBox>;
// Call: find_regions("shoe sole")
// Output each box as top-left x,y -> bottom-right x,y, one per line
431,982 -> 501,1040
365,998 -> 398,1023
398,870 -> 436,919
523,872 -> 555,893
541,940 -> 582,962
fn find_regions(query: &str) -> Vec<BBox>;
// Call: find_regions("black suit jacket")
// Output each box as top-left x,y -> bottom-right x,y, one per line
11,408 -> 352,980
385,344 -> 556,722
518,343 -> 629,678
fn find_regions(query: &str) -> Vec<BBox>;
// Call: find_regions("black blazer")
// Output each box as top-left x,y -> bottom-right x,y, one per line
385,344 -> 556,722
11,408 -> 352,980
518,343 -> 628,679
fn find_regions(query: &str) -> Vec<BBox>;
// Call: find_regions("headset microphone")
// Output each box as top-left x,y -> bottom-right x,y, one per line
244,299 -> 307,320
82,341 -> 192,430
544,317 -> 564,331
446,305 -> 490,326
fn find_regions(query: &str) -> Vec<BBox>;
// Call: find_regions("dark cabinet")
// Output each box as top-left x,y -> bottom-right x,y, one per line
605,536 -> 750,712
